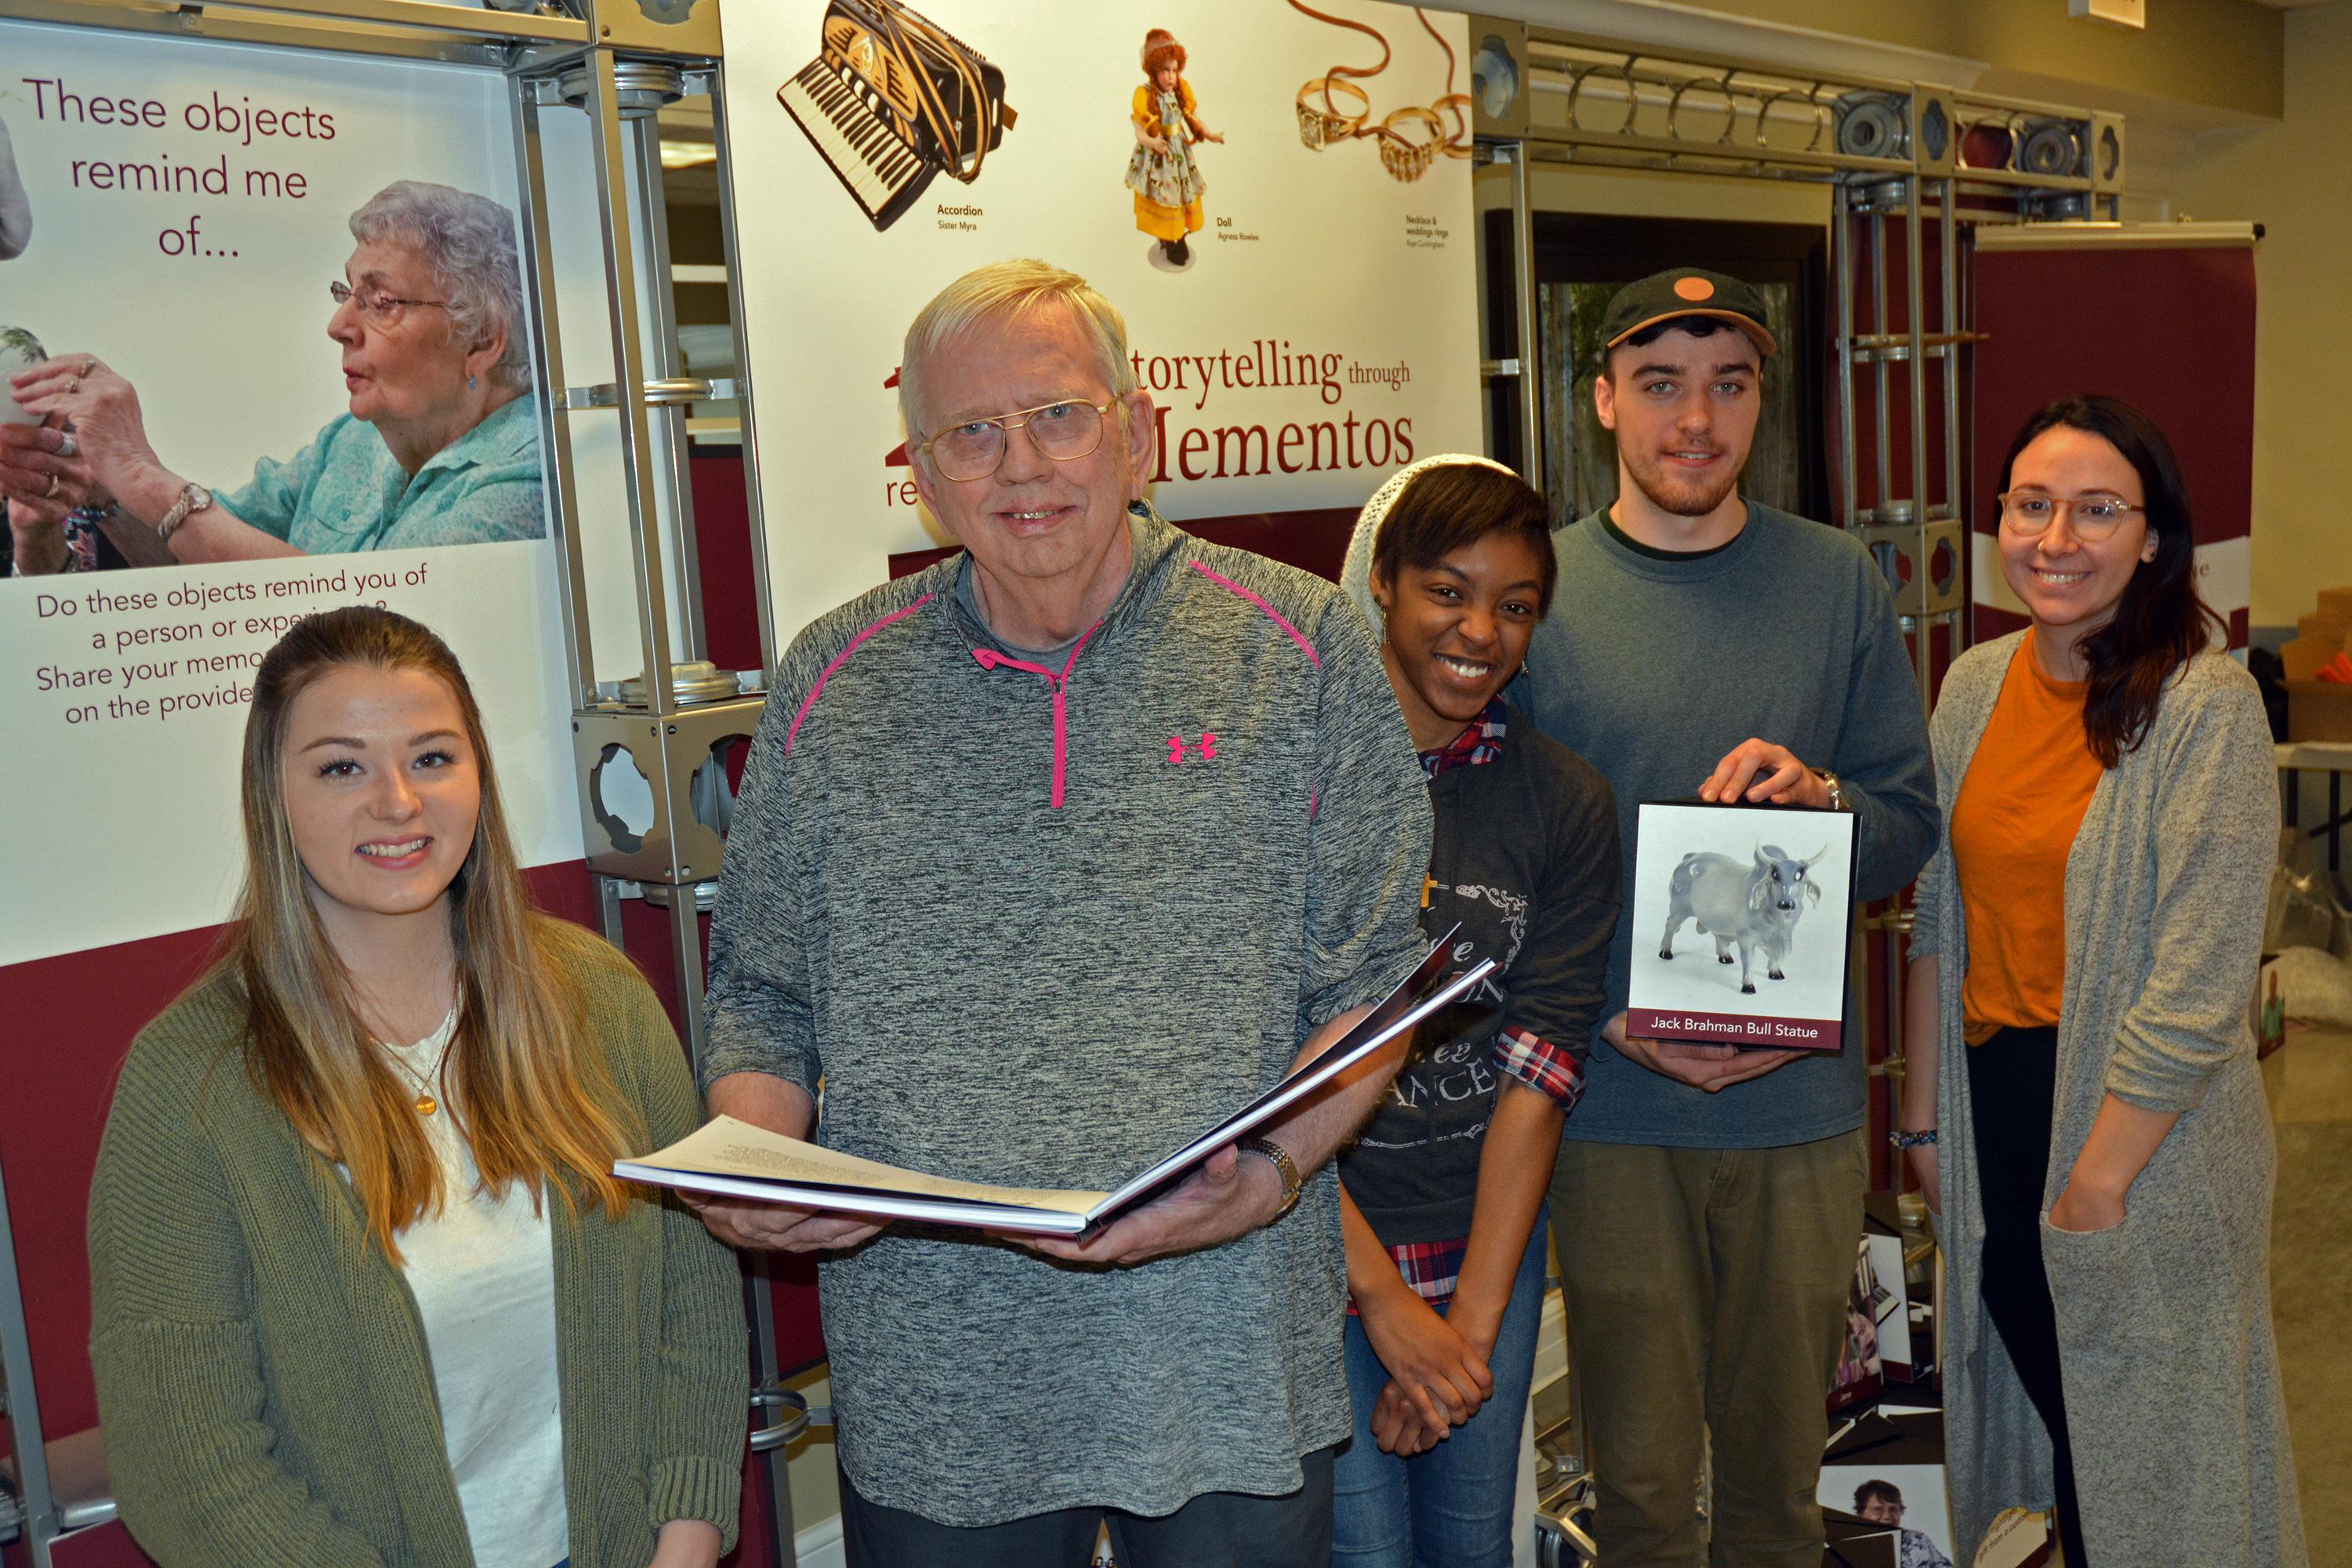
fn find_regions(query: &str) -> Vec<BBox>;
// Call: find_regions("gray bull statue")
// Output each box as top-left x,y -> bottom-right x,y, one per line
1657,842 -> 1828,995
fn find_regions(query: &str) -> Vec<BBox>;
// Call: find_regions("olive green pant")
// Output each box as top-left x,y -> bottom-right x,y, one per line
1548,1131 -> 1867,1568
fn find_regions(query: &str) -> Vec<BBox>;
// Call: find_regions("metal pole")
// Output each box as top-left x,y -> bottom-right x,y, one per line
1940,176 -> 1965,661
660,882 -> 800,1566
510,75 -> 600,710
595,873 -> 626,946
568,57 -> 794,1566
583,49 -> 682,715
1869,202 -> 1892,532
709,60 -> 784,681
1508,144 -> 1543,486
0,1156 -> 58,1568
666,889 -> 710,1068
1833,178 -> 1858,531
744,1266 -> 800,1558
627,108 -> 710,664
1903,172 -> 1932,710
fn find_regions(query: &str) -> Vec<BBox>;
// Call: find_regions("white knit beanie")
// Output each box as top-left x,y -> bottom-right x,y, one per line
1339,452 -> 1522,628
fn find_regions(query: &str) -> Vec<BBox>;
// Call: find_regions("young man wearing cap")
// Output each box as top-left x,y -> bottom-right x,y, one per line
1516,268 -> 1936,1568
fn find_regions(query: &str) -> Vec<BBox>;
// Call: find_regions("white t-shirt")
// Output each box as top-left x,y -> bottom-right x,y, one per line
387,1010 -> 570,1568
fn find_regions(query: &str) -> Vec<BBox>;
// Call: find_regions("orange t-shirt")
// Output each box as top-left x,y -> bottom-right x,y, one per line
1948,631 -> 2107,1044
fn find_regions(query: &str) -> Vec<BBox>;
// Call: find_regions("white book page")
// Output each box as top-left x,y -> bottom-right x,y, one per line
624,1116 -> 1106,1216
619,935 -> 1488,1233
611,1166 -> 1092,1235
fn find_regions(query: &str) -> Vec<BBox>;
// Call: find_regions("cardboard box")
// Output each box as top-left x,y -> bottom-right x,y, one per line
2282,636 -> 2339,684
1974,1508 -> 2056,1568
2285,586 -> 2352,683
2285,680 -> 2352,742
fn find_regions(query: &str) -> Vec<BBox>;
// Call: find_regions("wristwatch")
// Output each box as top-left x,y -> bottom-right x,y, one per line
154,482 -> 214,543
1816,768 -> 1849,812
1238,1135 -> 1302,1220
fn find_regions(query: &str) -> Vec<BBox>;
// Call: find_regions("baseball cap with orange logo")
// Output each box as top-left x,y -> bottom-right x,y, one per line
1598,268 -> 1777,359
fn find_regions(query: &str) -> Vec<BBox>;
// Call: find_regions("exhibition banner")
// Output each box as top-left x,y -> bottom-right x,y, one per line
717,0 -> 1485,645
0,24 -> 579,965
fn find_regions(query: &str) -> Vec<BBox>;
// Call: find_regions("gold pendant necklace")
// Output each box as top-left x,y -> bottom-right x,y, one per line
389,1014 -> 459,1117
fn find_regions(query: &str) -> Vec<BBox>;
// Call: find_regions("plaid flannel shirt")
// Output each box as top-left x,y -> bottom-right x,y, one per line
1354,701 -> 1581,1311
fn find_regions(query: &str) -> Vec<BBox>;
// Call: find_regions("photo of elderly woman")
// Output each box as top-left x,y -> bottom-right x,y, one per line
0,179 -> 543,575
1854,1481 -> 1957,1568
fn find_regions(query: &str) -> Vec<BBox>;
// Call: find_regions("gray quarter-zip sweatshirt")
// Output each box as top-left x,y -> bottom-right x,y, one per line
702,506 -> 1432,1526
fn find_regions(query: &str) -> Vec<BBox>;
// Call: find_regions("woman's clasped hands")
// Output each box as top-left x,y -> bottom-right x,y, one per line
1355,1281 -> 1495,1456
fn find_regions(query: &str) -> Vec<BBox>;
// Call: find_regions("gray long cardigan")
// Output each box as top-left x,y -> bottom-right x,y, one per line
1913,632 -> 2306,1566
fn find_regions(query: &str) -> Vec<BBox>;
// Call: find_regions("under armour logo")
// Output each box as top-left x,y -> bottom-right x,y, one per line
1167,732 -> 1219,764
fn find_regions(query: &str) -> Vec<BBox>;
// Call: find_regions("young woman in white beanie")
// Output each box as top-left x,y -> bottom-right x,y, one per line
1332,456 -> 1619,1566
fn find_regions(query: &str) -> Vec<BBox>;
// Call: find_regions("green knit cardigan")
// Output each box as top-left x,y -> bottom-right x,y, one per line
87,936 -> 748,1568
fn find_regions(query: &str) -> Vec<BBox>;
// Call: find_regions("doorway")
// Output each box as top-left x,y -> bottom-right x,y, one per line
1483,210 -> 1831,528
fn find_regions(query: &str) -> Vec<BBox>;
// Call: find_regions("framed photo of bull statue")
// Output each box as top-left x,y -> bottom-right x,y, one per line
1626,800 -> 1860,1051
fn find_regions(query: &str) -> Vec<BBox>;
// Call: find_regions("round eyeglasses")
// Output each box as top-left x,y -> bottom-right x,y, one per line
918,397 -> 1116,482
329,280 -> 449,328
1997,491 -> 2145,543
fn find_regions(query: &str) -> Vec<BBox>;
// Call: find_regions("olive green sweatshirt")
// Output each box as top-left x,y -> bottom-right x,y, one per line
86,931 -> 747,1568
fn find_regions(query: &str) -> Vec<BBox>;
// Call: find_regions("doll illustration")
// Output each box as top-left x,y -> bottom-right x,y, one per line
1126,28 -> 1225,268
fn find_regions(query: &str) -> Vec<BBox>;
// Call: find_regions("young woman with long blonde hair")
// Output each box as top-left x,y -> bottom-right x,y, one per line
89,605 -> 746,1568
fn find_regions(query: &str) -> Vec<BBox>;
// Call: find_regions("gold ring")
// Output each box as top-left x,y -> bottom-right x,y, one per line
82,358 -> 96,377
1296,77 -> 1370,151
1377,105 -> 1445,182
64,376 -> 79,395
1433,93 -> 1475,156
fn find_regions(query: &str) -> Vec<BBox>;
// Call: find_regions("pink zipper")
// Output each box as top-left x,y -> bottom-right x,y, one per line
971,621 -> 1102,808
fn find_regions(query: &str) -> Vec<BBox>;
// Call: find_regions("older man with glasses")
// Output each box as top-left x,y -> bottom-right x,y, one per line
692,257 -> 1433,1567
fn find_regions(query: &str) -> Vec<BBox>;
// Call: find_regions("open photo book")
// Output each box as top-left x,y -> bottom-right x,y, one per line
616,935 -> 1497,1236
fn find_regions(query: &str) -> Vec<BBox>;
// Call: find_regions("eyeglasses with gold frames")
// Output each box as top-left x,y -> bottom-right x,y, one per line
918,397 -> 1119,483
1997,490 -> 2146,543
329,280 -> 450,328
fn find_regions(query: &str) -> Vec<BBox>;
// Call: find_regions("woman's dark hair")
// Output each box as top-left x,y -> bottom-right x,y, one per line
1853,1479 -> 1903,1511
1998,394 -> 2224,768
1371,463 -> 1557,615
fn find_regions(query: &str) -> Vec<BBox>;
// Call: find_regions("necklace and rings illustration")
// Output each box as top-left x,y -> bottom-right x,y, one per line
1290,2 -> 1471,183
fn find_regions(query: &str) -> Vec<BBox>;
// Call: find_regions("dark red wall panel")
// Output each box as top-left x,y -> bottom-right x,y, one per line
1971,243 -> 2256,644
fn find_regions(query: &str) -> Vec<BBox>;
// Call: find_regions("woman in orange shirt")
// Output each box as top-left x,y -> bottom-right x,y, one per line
1901,396 -> 2303,1566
